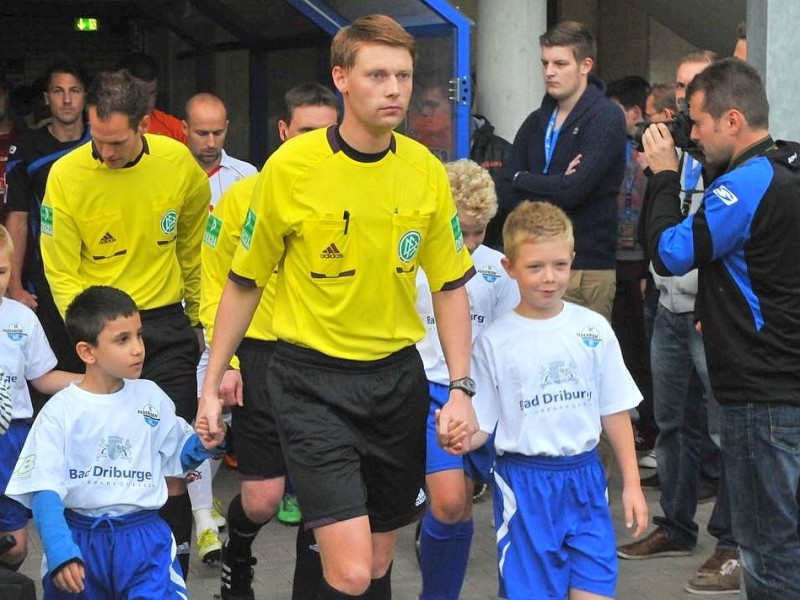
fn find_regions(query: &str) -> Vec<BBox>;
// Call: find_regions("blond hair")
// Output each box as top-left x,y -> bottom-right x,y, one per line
503,201 -> 574,260
0,224 -> 14,258
445,159 -> 497,225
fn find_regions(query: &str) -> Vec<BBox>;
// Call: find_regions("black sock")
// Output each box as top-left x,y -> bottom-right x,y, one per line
160,492 -> 192,578
367,562 -> 392,600
226,494 -> 266,557
319,578 -> 369,600
292,521 -> 323,600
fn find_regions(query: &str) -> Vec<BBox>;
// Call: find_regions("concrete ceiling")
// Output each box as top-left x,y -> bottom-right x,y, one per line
624,0 -> 746,57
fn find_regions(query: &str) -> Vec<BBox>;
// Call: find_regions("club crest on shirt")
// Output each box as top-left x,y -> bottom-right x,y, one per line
398,230 -> 421,263
478,265 -> 500,283
540,360 -> 579,387
160,210 -> 178,235
138,404 -> 161,427
577,326 -> 602,348
97,436 -> 133,462
3,323 -> 26,343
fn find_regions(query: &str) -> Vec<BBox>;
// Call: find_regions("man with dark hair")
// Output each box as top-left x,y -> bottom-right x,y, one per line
199,14 -> 476,600
618,53 -> 739,597
501,20 -> 627,322
39,69 -> 210,577
642,57 -> 798,598
5,62 -> 90,372
117,52 -> 187,143
277,82 -> 339,141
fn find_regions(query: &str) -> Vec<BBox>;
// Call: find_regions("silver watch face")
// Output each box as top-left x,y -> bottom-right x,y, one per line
451,377 -> 476,395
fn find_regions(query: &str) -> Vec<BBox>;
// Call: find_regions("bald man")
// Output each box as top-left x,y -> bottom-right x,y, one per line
183,93 -> 257,564
183,93 -> 257,209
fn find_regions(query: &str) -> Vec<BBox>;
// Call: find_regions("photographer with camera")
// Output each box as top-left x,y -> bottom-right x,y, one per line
639,56 -> 800,599
618,52 -> 741,597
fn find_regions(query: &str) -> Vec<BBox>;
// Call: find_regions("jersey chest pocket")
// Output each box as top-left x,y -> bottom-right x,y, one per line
301,218 -> 358,282
392,214 -> 430,278
81,211 -> 129,262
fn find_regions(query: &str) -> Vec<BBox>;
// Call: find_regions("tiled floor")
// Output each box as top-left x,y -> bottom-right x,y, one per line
18,463 -> 729,599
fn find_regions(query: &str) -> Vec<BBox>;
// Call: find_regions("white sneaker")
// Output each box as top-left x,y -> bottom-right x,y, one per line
638,450 -> 657,469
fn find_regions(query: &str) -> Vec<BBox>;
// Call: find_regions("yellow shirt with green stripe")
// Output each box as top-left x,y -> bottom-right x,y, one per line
41,134 -> 209,323
201,175 -> 277,366
230,126 -> 474,361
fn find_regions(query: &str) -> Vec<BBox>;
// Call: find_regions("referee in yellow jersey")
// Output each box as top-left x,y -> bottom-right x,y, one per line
199,15 -> 478,600
40,69 -> 210,577
201,83 -> 339,600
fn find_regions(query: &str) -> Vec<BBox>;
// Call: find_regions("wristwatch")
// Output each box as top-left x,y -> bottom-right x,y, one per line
449,377 -> 476,397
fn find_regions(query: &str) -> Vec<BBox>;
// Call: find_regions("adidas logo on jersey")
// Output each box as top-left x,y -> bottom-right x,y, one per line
320,243 -> 343,259
415,488 -> 427,507
99,231 -> 116,244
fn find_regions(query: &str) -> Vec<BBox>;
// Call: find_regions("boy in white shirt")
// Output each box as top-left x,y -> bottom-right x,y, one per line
446,201 -> 647,599
0,224 -> 77,573
416,159 -> 519,599
6,286 -> 227,598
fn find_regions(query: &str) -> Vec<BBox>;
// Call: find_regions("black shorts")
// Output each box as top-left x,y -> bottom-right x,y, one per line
268,342 -> 429,533
233,339 -> 285,479
141,304 -> 200,421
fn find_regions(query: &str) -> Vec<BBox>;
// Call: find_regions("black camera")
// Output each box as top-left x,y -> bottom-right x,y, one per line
630,98 -> 696,153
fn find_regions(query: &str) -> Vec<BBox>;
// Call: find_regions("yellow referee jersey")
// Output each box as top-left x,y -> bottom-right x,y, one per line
201,174 -> 277,345
41,134 -> 209,323
231,126 -> 475,361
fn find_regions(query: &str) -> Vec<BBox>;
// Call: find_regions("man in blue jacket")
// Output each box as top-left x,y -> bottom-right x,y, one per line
501,20 -> 626,321
643,57 -> 800,599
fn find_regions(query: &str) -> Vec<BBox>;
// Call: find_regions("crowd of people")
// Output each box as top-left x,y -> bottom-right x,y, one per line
1,10 -> 798,600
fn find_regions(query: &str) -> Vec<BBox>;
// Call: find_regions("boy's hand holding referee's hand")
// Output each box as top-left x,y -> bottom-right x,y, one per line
434,409 -> 469,455
195,416 -> 227,448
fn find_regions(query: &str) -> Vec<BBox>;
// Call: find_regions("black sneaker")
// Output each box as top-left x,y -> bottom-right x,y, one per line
220,540 -> 257,600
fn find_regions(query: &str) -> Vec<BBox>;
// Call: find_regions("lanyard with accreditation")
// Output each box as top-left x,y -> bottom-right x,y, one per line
542,107 -> 561,174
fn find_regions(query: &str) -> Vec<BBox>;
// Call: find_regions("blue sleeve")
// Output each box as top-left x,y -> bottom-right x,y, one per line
650,159 -> 773,276
180,433 -> 226,471
31,490 -> 83,575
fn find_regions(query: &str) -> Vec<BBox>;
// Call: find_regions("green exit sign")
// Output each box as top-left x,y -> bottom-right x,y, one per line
74,17 -> 99,32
